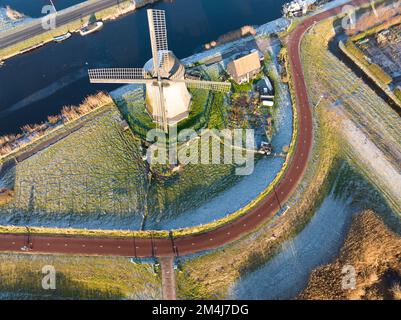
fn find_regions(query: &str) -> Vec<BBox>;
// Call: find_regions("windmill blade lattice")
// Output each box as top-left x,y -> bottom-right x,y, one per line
88,68 -> 152,84
178,79 -> 232,93
147,9 -> 169,75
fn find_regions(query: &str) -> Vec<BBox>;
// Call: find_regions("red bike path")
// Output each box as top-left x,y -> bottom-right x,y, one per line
0,0 -> 369,258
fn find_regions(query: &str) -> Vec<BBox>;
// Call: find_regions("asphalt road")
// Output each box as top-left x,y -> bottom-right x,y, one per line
0,0 -> 370,258
0,0 -> 121,49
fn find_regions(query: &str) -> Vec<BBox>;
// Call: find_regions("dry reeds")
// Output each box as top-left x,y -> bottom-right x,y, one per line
0,92 -> 112,157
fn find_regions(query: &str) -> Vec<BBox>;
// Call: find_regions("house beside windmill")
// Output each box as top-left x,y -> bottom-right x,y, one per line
227,51 -> 261,84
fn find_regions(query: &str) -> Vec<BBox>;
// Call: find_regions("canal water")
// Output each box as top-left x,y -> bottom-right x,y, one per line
0,0 -> 288,135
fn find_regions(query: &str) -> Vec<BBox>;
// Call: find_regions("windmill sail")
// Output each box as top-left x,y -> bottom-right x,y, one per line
147,9 -> 169,75
156,82 -> 168,132
88,68 -> 152,84
176,79 -> 232,93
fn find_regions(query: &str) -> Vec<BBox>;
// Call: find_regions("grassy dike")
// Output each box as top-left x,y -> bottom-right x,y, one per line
0,54 -> 294,239
0,0 -> 137,61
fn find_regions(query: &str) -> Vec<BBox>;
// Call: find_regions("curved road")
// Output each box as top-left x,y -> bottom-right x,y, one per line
0,0 -> 369,257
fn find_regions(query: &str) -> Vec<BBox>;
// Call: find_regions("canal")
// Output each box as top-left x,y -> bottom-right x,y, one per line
0,0 -> 287,135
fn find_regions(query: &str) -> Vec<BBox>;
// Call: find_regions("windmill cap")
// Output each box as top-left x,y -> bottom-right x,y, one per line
144,50 -> 185,79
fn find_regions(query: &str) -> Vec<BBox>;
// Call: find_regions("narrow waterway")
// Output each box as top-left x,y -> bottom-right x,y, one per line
0,0 -> 288,135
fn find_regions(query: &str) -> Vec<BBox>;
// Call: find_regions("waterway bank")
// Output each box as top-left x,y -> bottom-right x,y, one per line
0,0 -> 289,136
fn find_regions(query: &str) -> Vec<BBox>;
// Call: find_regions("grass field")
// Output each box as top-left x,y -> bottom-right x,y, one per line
0,253 -> 161,299
0,104 -> 149,219
0,87 -> 252,230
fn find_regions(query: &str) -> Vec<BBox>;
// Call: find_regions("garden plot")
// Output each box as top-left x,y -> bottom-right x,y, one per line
357,24 -> 401,86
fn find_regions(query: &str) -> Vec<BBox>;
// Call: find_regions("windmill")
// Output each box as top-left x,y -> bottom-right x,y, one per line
88,9 -> 231,132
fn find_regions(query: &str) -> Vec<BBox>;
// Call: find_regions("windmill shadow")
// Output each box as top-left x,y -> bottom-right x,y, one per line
27,184 -> 36,213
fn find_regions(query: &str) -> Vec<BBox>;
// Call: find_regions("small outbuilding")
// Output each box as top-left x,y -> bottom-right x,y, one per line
227,51 -> 261,84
